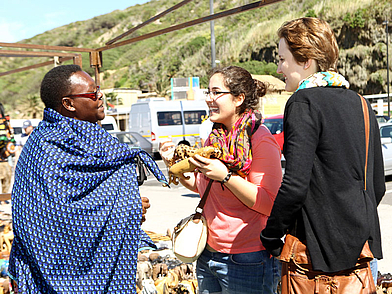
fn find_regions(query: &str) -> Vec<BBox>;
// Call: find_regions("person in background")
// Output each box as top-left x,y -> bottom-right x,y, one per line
260,17 -> 384,289
160,66 -> 282,294
0,153 -> 12,194
0,106 -> 15,193
14,119 -> 34,163
19,120 -> 34,146
9,64 -> 168,293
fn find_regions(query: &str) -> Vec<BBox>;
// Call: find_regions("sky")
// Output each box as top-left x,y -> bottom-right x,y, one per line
0,0 -> 150,43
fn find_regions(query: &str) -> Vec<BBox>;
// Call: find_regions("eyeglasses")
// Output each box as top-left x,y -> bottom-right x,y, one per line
203,91 -> 233,99
67,86 -> 101,101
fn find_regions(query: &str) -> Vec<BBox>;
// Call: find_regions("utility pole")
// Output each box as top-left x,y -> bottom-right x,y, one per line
210,0 -> 216,68
384,18 -> 390,118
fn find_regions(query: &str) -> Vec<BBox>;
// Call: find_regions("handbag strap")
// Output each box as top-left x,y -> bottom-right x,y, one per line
359,94 -> 369,191
194,179 -> 214,219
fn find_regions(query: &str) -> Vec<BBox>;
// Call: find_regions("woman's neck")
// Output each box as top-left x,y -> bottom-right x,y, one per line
223,113 -> 241,131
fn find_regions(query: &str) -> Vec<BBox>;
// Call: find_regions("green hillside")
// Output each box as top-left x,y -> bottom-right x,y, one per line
0,0 -> 390,117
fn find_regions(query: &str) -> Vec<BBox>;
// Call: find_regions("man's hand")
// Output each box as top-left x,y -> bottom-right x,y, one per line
141,197 -> 151,223
159,137 -> 175,167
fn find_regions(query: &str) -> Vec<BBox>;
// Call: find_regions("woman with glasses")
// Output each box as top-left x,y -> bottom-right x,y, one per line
160,66 -> 282,293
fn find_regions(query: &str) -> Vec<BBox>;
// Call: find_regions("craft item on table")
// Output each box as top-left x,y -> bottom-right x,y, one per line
154,270 -> 179,293
136,261 -> 153,291
0,224 -> 12,253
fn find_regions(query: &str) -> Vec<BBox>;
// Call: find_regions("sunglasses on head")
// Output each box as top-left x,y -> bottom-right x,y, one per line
67,86 -> 101,101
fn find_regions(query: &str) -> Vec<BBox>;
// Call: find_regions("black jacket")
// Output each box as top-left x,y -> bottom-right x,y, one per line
261,87 -> 385,272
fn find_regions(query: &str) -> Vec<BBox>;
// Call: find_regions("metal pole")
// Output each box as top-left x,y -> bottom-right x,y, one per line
387,20 -> 390,118
384,19 -> 390,117
210,0 -> 216,68
117,95 -> 119,130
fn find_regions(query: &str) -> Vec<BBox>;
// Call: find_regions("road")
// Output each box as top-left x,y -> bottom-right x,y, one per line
140,160 -> 392,274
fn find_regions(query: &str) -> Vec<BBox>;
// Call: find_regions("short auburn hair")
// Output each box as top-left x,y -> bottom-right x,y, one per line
278,17 -> 339,71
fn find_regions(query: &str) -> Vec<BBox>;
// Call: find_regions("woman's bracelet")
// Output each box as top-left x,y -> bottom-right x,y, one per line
221,171 -> 232,184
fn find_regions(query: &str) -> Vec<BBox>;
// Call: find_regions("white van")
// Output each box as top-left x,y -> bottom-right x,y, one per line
100,115 -> 119,132
129,99 -> 209,156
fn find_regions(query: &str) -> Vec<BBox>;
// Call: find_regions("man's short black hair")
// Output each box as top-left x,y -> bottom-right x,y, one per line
40,64 -> 82,109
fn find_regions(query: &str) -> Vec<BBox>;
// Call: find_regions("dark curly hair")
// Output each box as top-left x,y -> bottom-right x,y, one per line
40,64 -> 82,110
209,66 -> 267,114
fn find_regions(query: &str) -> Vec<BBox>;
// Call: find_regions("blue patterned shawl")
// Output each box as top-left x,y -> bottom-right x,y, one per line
296,71 -> 349,91
9,108 -> 168,293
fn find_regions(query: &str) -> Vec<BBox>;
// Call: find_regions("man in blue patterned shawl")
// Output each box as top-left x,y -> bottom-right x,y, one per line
8,64 -> 168,293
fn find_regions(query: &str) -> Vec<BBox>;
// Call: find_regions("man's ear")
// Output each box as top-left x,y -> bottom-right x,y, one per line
62,97 -> 76,112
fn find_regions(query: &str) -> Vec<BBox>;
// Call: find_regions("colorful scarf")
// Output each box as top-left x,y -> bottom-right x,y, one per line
207,109 -> 262,177
296,71 -> 350,91
9,108 -> 168,293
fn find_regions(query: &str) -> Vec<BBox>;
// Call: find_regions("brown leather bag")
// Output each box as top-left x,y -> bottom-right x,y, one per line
279,234 -> 376,294
278,95 -> 376,294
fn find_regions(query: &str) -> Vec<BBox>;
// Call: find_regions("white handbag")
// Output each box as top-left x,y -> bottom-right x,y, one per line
172,179 -> 213,263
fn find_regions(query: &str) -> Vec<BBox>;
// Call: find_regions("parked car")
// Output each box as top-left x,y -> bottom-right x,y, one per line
263,114 -> 285,172
379,122 -> 392,176
110,131 -> 153,157
377,115 -> 390,123
263,114 -> 284,152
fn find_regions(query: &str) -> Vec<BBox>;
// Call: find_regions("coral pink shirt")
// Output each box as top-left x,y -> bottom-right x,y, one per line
196,125 -> 282,254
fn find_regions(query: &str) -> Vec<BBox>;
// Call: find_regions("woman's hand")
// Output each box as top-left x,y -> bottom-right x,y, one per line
159,137 -> 175,167
189,154 -> 229,182
141,196 -> 150,223
190,154 -> 259,208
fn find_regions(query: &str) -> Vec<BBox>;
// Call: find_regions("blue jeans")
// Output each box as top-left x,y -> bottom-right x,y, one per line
370,258 -> 378,286
196,249 -> 281,294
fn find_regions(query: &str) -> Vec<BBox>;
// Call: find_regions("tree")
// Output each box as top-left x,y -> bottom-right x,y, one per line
20,95 -> 44,119
105,92 -> 123,109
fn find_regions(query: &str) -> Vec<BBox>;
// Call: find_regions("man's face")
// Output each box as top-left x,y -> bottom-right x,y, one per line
24,125 -> 33,135
67,71 -> 105,123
